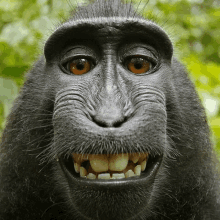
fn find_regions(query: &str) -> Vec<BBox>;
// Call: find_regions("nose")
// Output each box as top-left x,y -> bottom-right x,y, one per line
92,104 -> 126,127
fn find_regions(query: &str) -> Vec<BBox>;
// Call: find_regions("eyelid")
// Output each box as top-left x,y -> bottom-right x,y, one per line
123,55 -> 156,66
121,45 -> 157,57
61,56 -> 96,66
62,46 -> 96,59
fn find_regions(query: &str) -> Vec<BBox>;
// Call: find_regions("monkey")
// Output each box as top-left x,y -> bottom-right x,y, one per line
0,0 -> 219,219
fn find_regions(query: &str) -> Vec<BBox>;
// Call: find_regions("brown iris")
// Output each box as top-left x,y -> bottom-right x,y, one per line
127,57 -> 151,74
69,58 -> 91,75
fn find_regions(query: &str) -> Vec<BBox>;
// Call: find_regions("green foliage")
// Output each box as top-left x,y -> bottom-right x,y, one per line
0,0 -> 219,160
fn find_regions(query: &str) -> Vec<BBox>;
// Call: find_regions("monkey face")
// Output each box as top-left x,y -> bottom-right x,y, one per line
42,17 -> 173,219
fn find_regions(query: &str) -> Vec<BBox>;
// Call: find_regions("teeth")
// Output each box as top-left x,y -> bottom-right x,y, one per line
72,152 -> 149,180
72,153 -> 89,163
130,153 -> 140,163
98,173 -> 111,179
109,153 -> 129,171
112,173 -> 125,179
123,162 -> 134,173
139,153 -> 148,163
125,169 -> 135,178
87,173 -> 96,179
80,167 -> 87,177
141,160 -> 147,171
74,163 -> 80,173
89,154 -> 108,172
134,165 -> 141,175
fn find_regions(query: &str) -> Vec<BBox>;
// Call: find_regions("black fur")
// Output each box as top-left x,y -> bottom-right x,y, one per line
0,0 -> 219,219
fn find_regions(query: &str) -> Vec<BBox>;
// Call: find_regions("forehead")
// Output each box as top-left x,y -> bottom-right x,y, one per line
63,17 -> 156,35
51,17 -> 167,45
44,17 -> 173,61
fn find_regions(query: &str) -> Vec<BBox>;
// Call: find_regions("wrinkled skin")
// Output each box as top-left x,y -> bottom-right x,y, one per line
0,0 -> 220,220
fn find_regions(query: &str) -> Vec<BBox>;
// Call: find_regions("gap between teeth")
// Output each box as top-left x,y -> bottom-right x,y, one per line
72,153 -> 149,180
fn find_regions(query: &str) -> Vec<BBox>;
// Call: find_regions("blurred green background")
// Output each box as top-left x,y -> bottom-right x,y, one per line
0,0 -> 220,160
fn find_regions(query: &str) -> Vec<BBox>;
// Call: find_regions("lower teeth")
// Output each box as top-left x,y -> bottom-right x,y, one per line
83,170 -> 137,180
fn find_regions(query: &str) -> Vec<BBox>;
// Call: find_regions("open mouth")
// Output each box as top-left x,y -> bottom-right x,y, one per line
62,152 -> 162,180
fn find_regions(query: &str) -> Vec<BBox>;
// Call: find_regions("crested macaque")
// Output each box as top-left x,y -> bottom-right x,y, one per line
0,0 -> 219,219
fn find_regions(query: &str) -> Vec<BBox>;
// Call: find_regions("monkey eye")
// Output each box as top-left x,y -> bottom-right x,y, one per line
126,56 -> 155,74
67,58 -> 93,75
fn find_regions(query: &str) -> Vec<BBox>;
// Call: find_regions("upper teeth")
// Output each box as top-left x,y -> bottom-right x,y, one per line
72,153 -> 149,180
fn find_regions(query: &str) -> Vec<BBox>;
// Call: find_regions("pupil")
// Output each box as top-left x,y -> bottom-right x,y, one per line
134,62 -> 143,69
76,60 -> 85,70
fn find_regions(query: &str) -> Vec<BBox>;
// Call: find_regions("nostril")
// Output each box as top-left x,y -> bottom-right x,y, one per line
92,115 -> 127,128
113,119 -> 126,127
92,117 -> 108,128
